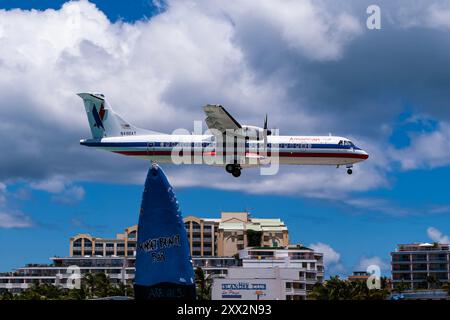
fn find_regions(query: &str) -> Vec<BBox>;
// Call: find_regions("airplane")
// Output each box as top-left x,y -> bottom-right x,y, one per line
78,93 -> 369,177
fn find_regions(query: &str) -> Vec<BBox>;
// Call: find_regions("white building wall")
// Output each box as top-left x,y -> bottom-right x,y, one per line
212,278 -> 283,300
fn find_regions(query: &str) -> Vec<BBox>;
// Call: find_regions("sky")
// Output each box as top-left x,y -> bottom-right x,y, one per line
1,0 -> 450,277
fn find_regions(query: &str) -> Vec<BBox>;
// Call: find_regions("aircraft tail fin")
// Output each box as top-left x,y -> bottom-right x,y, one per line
77,93 -> 153,139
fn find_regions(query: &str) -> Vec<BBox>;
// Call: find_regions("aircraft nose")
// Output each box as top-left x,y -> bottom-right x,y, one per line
361,150 -> 369,160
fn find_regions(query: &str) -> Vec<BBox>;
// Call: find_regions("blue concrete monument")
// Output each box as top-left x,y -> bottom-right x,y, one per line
134,163 -> 195,300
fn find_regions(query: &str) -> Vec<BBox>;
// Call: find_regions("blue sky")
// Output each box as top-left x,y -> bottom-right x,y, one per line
1,0 -> 450,277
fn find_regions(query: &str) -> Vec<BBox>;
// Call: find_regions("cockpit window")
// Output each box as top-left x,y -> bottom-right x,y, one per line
339,140 -> 354,146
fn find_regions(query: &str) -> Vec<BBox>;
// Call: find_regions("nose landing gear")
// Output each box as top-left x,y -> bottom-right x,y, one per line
226,164 -> 241,178
346,165 -> 353,175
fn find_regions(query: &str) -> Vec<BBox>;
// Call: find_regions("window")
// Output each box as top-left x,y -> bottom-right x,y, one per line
340,140 -> 354,146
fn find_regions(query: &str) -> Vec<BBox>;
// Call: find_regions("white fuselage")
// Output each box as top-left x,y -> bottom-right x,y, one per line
80,134 -> 369,167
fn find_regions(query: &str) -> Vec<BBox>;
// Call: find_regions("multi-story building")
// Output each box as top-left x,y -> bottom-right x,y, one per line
0,255 -> 238,294
70,225 -> 138,257
391,243 -> 450,290
348,271 -> 370,282
1,212 -> 290,295
212,245 -> 324,300
0,224 -> 239,294
184,212 -> 289,257
69,212 -> 288,258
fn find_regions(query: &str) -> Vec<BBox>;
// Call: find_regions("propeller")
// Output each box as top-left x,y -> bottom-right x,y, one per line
263,114 -> 272,136
263,114 -> 271,152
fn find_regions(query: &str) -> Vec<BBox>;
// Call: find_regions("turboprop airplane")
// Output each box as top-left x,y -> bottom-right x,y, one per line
78,93 -> 369,177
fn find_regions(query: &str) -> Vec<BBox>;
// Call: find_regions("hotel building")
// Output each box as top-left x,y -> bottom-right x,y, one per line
212,245 -> 324,300
1,211 -> 289,294
391,243 -> 450,290
184,212 -> 289,257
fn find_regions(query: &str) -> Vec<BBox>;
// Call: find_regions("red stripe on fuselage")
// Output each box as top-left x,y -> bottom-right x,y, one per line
113,150 -> 368,160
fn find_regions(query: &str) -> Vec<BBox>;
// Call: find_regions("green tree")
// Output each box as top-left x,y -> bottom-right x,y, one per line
194,267 -> 211,300
308,276 -> 389,300
0,290 -> 14,300
393,280 -> 409,294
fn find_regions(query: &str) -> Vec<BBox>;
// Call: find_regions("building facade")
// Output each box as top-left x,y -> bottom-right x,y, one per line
184,212 -> 289,257
68,212 -> 288,258
1,212 -> 291,295
348,271 -> 370,282
212,246 -> 324,300
70,225 -> 138,257
0,256 -> 238,294
391,243 -> 450,290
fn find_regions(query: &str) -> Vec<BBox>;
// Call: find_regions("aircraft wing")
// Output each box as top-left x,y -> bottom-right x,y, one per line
203,104 -> 242,133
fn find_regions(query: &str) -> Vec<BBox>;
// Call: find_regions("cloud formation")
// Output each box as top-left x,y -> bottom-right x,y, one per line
0,211 -> 33,228
0,0 -> 450,214
309,242 -> 345,276
427,226 -> 450,243
356,256 -> 389,272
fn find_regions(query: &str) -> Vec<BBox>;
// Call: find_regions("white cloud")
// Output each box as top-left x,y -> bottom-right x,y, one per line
310,242 -> 341,265
0,0 -> 379,198
30,176 -> 67,193
52,185 -> 85,204
427,226 -> 450,243
0,211 -> 33,228
309,242 -> 345,276
427,3 -> 450,28
29,176 -> 85,204
224,0 -> 362,61
389,122 -> 450,170
356,256 -> 389,272
0,0 -> 449,211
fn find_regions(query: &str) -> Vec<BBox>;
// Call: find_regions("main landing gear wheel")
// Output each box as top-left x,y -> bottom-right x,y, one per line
225,164 -> 234,173
232,168 -> 241,177
347,168 -> 353,175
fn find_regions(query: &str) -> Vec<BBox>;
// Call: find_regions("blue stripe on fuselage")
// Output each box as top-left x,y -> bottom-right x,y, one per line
80,141 -> 361,150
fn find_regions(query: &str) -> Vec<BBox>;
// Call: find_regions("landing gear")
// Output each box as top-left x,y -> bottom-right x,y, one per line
345,164 -> 353,175
232,168 -> 241,177
226,164 -> 241,177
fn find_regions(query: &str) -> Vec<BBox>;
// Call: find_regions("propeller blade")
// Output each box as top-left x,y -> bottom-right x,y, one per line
264,114 -> 271,136
263,114 -> 268,151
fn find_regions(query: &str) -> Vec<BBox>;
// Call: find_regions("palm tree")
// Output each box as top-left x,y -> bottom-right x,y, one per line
0,290 -> 13,300
308,276 -> 389,300
83,273 -> 96,298
194,267 -> 211,300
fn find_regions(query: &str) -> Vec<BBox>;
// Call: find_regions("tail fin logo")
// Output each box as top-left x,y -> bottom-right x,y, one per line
92,103 -> 107,130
